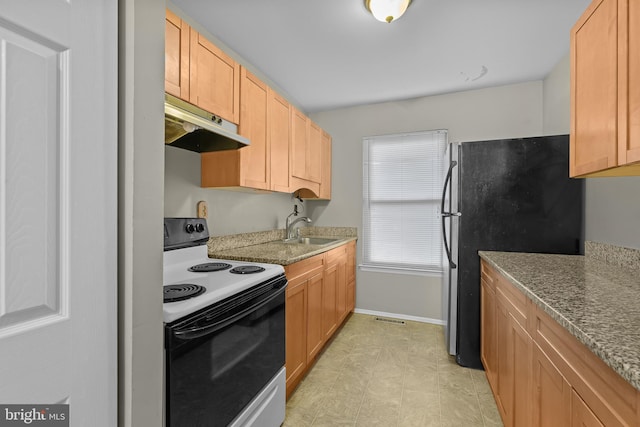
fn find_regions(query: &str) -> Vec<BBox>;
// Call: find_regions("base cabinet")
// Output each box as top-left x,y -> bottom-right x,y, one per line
480,260 -> 640,427
284,241 -> 356,398
532,343 -> 571,427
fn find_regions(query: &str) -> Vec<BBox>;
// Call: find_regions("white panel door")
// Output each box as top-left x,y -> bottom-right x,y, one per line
0,1 -> 117,425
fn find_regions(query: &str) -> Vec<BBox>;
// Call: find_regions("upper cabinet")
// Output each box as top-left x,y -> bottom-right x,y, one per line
269,91 -> 292,193
290,107 -> 321,197
201,67 -> 296,193
189,30 -> 240,124
164,9 -> 240,124
165,10 -> 190,100
201,67 -> 269,190
570,0 -> 640,177
166,9 -> 331,197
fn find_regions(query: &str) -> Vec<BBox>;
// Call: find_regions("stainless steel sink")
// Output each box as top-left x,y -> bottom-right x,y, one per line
282,237 -> 341,246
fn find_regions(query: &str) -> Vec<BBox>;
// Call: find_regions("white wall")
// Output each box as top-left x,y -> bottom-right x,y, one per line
310,81 -> 544,321
543,54 -> 640,250
118,0 -> 165,425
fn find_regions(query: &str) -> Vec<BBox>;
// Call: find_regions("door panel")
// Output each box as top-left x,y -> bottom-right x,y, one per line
0,1 -> 117,423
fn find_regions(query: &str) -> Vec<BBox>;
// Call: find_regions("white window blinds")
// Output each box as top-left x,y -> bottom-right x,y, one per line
362,130 -> 447,273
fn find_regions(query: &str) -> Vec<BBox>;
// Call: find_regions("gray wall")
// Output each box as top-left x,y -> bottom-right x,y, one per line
543,55 -> 640,250
165,147 -> 321,235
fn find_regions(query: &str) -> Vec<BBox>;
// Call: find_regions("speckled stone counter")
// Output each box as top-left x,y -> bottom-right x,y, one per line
207,226 -> 357,265
479,246 -> 640,391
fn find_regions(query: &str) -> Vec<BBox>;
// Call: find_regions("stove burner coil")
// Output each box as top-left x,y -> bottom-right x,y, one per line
229,265 -> 266,274
164,284 -> 206,303
188,262 -> 232,272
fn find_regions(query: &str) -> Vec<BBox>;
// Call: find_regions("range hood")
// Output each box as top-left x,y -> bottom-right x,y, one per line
164,94 -> 250,153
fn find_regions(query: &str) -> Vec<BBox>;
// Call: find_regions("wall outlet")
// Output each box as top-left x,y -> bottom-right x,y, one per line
197,201 -> 208,219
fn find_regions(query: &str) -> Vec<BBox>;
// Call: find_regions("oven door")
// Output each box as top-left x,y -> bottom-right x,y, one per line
165,274 -> 286,427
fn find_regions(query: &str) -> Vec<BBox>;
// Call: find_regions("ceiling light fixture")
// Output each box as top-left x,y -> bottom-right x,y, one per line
365,0 -> 412,23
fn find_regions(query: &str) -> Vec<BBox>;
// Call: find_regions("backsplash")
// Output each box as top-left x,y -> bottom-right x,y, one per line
585,241 -> 640,271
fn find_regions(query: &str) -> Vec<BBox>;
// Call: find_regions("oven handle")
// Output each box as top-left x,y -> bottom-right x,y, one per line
172,286 -> 286,341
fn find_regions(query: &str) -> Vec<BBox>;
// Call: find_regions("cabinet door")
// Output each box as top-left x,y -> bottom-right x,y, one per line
285,281 -> 307,394
322,263 -> 338,340
291,107 -> 308,181
480,276 -> 497,389
572,390 -> 605,427
620,0 -> 640,166
335,254 -> 347,324
532,343 -> 571,427
269,90 -> 290,192
496,293 -> 532,427
238,67 -> 269,190
306,272 -> 324,361
308,120 -> 323,184
318,131 -> 332,199
189,29 -> 240,123
346,241 -> 356,312
165,9 -> 190,100
570,0 -> 619,176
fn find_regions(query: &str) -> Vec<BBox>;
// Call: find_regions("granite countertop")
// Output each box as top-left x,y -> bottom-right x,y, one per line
479,247 -> 640,391
207,226 -> 357,266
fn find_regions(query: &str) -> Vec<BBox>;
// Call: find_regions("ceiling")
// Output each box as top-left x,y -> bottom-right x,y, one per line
171,0 -> 591,114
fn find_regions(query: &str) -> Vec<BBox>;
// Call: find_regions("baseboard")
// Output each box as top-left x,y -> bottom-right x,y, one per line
353,308 -> 446,326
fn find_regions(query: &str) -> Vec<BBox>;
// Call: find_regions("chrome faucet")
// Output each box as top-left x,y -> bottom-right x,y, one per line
285,207 -> 312,240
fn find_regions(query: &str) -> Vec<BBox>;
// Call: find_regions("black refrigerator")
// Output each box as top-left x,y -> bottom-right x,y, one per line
440,135 -> 584,369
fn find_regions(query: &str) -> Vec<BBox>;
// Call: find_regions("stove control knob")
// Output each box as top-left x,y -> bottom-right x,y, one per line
195,223 -> 205,233
185,223 -> 195,234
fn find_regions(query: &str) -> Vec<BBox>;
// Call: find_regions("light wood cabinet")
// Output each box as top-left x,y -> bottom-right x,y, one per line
322,263 -> 338,340
572,390 -> 605,427
284,241 -> 356,398
201,67 -> 269,190
201,68 -> 293,192
284,253 -> 324,398
570,0 -> 640,177
166,10 -> 332,197
532,343 -> 572,427
165,10 -> 190,100
480,263 -> 497,390
481,259 -> 640,427
308,121 -> 323,184
346,241 -> 356,312
290,107 -> 322,196
325,244 -> 348,332
165,9 -> 240,123
306,271 -> 324,361
285,276 -> 307,396
189,29 -> 240,124
269,91 -> 291,193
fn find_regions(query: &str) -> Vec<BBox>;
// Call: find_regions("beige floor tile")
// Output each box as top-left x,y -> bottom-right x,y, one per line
286,314 -> 503,427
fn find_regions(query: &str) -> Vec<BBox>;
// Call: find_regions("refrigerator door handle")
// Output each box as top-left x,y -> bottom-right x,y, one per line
441,160 -> 459,269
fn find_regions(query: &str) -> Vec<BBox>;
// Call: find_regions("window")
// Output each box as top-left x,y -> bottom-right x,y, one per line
362,130 -> 447,274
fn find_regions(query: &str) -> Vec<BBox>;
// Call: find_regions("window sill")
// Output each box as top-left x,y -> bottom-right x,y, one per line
359,264 -> 443,277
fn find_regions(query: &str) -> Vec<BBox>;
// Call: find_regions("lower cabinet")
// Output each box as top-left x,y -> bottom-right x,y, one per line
532,343 -> 571,427
481,259 -> 640,427
284,241 -> 356,398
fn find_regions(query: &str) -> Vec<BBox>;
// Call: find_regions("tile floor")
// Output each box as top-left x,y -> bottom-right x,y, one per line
283,313 -> 503,427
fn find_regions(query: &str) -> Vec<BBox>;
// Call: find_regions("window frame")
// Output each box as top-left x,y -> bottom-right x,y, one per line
361,129 -> 447,276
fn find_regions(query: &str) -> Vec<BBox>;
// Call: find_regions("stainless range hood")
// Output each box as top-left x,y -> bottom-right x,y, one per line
164,94 -> 250,153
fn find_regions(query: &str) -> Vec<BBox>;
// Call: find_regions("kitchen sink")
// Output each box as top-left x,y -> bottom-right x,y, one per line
282,237 -> 342,246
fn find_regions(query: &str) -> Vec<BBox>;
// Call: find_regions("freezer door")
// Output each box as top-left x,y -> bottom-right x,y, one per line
441,142 -> 460,356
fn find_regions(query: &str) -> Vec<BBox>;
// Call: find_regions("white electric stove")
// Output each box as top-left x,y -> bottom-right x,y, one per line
163,243 -> 285,323
163,217 -> 286,427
